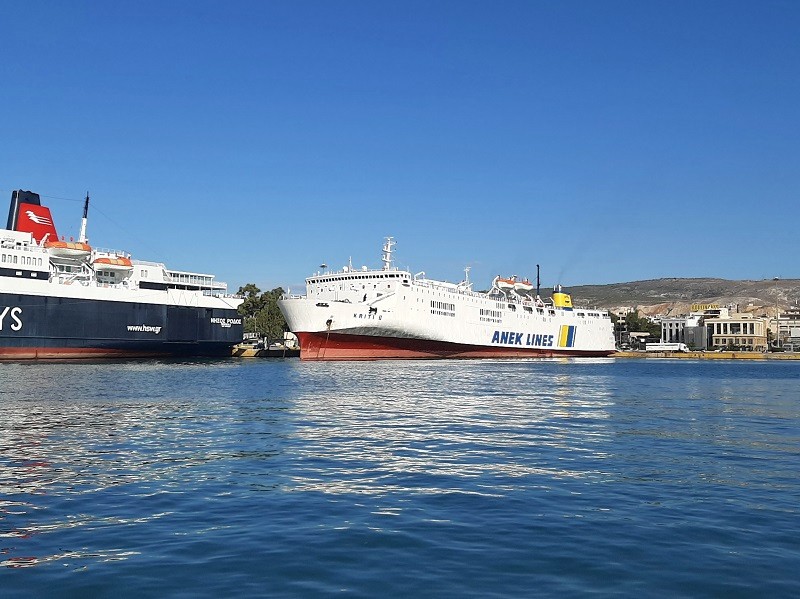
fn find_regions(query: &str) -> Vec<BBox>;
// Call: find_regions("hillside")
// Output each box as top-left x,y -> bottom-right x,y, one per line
569,278 -> 800,317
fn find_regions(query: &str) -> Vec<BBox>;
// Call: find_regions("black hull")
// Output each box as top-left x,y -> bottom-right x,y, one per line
0,292 -> 242,360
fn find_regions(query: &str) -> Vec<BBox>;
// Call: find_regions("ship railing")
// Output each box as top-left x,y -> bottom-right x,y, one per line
411,278 -> 484,298
202,289 -> 236,297
133,260 -> 166,268
93,247 -> 132,258
312,266 -> 406,277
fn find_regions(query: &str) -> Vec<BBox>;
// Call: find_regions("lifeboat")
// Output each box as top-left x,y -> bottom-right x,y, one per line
493,275 -> 516,291
93,256 -> 133,272
45,240 -> 92,259
514,278 -> 534,293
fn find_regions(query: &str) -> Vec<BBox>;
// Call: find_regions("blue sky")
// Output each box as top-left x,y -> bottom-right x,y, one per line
2,1 -> 798,292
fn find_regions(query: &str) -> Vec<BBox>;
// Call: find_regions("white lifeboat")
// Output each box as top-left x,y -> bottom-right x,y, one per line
93,256 -> 133,272
45,240 -> 92,259
493,275 -> 516,291
514,278 -> 534,293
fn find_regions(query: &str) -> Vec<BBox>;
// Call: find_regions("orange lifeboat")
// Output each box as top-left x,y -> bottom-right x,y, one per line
45,240 -> 92,259
494,275 -> 516,290
93,256 -> 133,272
514,278 -> 534,293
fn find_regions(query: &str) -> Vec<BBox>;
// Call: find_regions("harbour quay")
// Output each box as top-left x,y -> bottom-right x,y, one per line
614,350 -> 800,360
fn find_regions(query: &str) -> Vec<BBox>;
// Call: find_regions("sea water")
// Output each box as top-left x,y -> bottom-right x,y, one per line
1,358 -> 799,597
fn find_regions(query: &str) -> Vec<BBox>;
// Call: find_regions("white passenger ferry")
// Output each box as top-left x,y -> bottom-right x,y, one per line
279,238 -> 616,360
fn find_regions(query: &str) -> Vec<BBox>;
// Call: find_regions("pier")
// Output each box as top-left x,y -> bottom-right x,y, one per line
614,351 -> 800,360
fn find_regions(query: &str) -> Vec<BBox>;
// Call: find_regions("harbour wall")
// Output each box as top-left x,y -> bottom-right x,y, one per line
614,351 -> 800,360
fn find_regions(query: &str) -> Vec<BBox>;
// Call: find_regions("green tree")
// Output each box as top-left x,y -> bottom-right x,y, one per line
236,284 -> 287,340
253,287 -> 286,341
625,310 -> 661,338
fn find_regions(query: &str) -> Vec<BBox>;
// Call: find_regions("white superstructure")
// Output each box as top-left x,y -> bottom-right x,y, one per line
0,226 -> 237,309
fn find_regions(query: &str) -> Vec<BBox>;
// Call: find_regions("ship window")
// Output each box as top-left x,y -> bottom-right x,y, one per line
13,256 -> 17,264
1,254 -> 4,263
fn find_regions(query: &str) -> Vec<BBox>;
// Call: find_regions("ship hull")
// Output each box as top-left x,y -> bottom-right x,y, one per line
0,292 -> 242,360
297,331 -> 615,361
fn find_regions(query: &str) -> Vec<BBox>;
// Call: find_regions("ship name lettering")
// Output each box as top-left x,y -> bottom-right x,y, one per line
210,317 -> 242,326
0,306 -> 23,331
491,330 -> 553,347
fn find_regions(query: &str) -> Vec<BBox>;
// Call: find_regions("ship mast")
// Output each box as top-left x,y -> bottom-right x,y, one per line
381,237 -> 395,271
78,192 -> 89,243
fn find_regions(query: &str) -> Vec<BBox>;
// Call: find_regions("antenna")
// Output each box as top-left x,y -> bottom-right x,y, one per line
78,192 -> 90,243
536,264 -> 541,298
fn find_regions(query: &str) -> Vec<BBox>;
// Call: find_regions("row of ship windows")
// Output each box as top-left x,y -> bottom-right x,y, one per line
2,254 -> 43,267
430,299 -> 456,317
421,288 -> 504,309
316,274 -> 403,284
431,300 -> 455,311
418,289 -> 604,318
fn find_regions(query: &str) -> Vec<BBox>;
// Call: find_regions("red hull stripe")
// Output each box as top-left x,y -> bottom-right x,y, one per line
297,332 -> 615,361
0,347 -> 166,360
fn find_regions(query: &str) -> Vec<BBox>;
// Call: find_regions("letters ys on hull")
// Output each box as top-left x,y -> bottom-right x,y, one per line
0,306 -> 23,331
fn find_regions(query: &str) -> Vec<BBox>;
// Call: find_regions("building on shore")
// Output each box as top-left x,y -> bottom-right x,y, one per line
773,302 -> 800,349
657,304 -> 771,351
704,313 -> 768,352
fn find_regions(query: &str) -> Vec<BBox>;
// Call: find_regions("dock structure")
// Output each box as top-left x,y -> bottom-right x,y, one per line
613,351 -> 800,360
232,345 -> 300,358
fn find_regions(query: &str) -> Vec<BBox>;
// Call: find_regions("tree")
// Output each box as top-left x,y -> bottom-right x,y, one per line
625,310 -> 661,338
236,284 -> 287,340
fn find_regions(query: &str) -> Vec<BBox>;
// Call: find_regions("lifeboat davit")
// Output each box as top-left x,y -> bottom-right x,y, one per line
45,240 -> 92,259
514,278 -> 534,293
93,256 -> 133,272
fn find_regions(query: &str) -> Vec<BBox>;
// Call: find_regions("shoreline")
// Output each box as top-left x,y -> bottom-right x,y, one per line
613,350 -> 800,360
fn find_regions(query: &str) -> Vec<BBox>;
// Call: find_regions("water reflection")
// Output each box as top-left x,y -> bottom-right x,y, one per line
0,359 -> 285,569
4,357 -> 795,576
284,360 -> 616,497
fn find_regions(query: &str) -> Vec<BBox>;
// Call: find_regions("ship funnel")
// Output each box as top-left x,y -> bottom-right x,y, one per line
7,189 -> 41,231
552,284 -> 574,310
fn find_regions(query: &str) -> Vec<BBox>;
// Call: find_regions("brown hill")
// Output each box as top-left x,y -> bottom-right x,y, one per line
569,278 -> 800,317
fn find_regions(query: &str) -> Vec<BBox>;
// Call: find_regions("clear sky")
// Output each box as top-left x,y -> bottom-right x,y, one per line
2,1 -> 798,293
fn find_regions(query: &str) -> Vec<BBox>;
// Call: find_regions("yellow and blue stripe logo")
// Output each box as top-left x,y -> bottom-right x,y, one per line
558,325 -> 576,348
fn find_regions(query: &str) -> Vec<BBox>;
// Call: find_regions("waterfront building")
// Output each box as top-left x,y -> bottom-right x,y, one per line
776,302 -> 800,349
660,306 -> 732,350
705,314 -> 768,351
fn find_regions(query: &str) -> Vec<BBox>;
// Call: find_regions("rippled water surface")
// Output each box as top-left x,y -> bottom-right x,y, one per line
1,358 -> 799,597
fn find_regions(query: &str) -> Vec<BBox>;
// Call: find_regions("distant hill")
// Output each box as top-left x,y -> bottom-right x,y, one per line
569,278 -> 800,317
